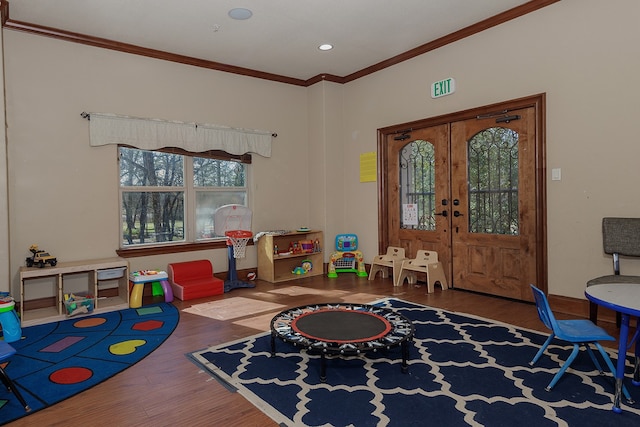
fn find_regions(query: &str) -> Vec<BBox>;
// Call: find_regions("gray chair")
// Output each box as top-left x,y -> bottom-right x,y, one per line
586,217 -> 640,326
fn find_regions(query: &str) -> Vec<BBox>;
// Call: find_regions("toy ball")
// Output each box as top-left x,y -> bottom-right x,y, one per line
247,272 -> 257,281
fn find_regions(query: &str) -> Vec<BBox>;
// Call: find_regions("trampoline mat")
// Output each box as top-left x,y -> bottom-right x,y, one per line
291,309 -> 392,343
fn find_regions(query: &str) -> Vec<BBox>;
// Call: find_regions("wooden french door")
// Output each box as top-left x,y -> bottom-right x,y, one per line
379,96 -> 546,301
387,125 -> 452,278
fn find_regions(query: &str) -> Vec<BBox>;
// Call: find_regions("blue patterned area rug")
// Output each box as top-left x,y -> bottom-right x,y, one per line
0,302 -> 179,425
187,298 -> 640,427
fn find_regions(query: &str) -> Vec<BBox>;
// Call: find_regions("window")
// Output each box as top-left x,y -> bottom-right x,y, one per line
467,127 -> 519,235
399,140 -> 437,230
119,147 -> 247,248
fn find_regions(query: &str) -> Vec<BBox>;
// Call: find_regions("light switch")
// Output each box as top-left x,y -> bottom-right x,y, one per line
551,168 -> 561,181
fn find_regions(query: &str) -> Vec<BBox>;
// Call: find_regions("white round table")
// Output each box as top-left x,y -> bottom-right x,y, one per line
585,283 -> 640,413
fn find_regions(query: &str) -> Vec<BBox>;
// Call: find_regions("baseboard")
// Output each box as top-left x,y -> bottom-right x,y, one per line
548,293 -> 617,325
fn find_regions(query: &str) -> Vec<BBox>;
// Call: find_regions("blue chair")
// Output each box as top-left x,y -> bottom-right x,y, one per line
530,284 -> 633,401
0,340 -> 30,412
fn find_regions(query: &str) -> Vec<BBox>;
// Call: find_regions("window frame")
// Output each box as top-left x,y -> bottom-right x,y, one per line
116,146 -> 252,258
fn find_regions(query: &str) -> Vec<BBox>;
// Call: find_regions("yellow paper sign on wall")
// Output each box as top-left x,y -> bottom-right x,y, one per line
360,152 -> 377,182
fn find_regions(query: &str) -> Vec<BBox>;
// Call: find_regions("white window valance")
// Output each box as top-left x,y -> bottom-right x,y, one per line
87,113 -> 273,158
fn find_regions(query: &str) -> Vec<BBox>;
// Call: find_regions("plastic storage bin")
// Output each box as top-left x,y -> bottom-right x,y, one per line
64,293 -> 95,317
97,267 -> 126,281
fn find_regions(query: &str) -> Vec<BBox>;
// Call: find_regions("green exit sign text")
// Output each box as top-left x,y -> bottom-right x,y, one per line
431,78 -> 456,99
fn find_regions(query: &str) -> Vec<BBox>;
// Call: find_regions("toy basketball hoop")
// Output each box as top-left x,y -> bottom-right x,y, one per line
214,204 -> 255,292
226,230 -> 253,259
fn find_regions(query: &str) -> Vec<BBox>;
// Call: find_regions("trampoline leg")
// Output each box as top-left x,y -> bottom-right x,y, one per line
401,341 -> 410,373
320,353 -> 327,382
270,333 -> 276,357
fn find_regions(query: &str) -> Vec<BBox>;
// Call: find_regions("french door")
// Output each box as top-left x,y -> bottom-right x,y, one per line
378,95 -> 546,301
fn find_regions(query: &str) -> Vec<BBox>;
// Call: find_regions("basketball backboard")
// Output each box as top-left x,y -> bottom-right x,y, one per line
213,204 -> 252,236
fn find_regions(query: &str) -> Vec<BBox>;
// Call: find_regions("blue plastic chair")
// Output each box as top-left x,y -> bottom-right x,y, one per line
0,340 -> 30,412
530,284 -> 633,401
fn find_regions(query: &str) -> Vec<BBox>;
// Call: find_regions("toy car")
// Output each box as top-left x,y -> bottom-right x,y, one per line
26,244 -> 57,268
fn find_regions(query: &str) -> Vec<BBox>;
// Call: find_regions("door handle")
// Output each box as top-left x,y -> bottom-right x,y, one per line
434,211 -> 448,217
453,211 -> 464,217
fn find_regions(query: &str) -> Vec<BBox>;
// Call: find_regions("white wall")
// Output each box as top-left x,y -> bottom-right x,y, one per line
3,0 -> 639,301
307,81 -> 347,245
0,26 -> 8,286
338,0 -> 640,299
3,30 -> 308,295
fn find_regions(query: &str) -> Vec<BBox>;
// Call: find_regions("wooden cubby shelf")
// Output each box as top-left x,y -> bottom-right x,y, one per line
257,230 -> 324,283
19,257 -> 129,326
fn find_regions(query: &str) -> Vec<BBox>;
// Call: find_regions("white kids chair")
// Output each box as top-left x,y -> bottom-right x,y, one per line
396,250 -> 449,293
368,246 -> 406,284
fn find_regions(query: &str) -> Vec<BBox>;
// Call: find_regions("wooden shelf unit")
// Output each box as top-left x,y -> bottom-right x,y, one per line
19,257 -> 129,326
257,230 -> 324,283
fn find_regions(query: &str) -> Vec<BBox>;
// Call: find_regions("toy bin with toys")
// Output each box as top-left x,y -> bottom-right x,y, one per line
64,292 -> 95,317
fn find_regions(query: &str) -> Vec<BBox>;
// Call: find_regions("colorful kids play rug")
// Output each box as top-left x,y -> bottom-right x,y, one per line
0,302 -> 178,425
188,298 -> 640,427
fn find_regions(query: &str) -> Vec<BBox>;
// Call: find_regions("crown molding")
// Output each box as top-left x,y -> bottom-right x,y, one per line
2,0 -> 560,87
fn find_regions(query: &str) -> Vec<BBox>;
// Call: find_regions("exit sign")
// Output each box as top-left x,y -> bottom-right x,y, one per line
431,78 -> 456,99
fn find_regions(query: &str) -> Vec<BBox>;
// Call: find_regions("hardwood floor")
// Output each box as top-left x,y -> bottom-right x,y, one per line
8,274 -> 619,426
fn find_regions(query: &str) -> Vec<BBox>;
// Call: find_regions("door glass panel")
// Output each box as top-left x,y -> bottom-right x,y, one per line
467,127 -> 519,235
399,140 -> 436,230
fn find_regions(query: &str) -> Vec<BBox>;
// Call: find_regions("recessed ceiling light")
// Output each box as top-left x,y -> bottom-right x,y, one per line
228,8 -> 253,20
318,44 -> 333,51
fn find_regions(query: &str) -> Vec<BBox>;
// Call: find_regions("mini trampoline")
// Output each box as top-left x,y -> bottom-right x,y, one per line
270,303 -> 414,381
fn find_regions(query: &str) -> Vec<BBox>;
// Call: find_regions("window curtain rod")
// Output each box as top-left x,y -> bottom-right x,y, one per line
80,112 -> 278,137
81,112 -> 276,157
